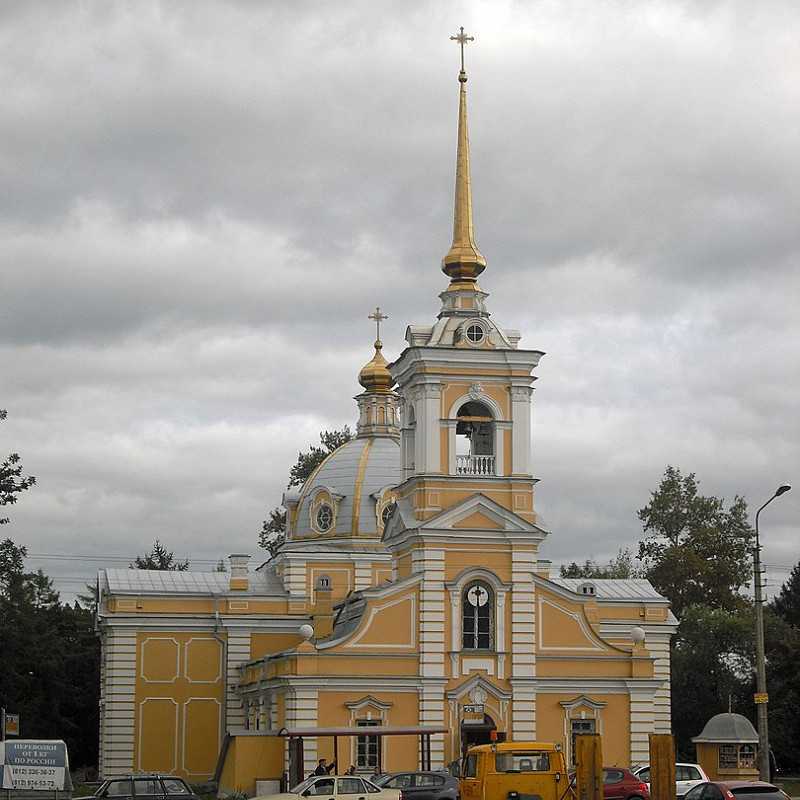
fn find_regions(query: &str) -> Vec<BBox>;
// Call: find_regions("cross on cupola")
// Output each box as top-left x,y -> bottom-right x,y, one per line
369,307 -> 388,344
356,307 -> 398,439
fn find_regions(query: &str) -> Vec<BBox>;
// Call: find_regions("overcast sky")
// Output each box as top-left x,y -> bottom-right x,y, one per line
1,0 -> 798,602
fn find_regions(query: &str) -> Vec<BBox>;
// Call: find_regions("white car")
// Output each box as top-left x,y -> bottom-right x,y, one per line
631,764 -> 710,799
255,775 -> 403,800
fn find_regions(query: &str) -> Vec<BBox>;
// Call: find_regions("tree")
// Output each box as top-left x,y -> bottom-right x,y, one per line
1,409 -> 36,524
765,561 -> 800,772
560,548 -> 642,579
637,467 -> 758,759
259,427 -> 353,557
287,426 -> 353,488
638,465 -> 754,618
131,539 -> 189,570
259,507 -> 287,559
670,604 -> 755,757
0,537 -> 99,769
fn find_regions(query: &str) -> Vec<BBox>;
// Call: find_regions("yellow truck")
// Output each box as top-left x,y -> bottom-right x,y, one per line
460,741 -> 573,800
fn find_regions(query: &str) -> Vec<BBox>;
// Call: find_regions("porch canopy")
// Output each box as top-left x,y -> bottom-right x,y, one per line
279,725 -> 450,773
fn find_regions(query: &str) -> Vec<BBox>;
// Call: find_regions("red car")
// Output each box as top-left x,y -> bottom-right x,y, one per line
682,781 -> 791,800
602,768 -> 652,800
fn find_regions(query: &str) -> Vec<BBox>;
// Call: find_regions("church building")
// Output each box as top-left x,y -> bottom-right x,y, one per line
95,33 -> 677,795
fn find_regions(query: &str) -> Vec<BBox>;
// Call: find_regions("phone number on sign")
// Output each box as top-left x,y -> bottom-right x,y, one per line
12,778 -> 59,790
12,768 -> 58,777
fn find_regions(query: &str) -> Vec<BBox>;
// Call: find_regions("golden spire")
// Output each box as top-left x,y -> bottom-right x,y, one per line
441,27 -> 486,287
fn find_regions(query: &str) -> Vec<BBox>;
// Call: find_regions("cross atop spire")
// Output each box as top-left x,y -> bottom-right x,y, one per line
450,26 -> 474,75
369,307 -> 388,343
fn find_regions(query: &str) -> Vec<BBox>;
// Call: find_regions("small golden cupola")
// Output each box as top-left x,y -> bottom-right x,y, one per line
356,307 -> 398,438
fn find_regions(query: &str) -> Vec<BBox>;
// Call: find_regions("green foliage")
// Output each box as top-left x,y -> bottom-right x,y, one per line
287,426 -> 353,488
766,563 -> 800,772
1,410 -> 36,525
259,507 -> 287,558
131,538 -> 189,570
560,549 -> 642,579
259,427 -> 353,557
670,604 -> 755,757
636,467 -> 758,760
0,537 -> 99,768
76,580 -> 99,611
638,465 -> 753,618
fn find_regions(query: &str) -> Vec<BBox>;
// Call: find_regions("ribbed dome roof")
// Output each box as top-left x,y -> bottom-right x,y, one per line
358,341 -> 393,394
290,436 -> 400,540
692,713 -> 758,743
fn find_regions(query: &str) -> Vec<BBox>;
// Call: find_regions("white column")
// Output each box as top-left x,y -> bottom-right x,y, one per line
510,385 -> 533,476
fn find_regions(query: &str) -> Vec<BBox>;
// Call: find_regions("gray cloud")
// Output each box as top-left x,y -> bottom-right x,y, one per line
1,0 -> 797,600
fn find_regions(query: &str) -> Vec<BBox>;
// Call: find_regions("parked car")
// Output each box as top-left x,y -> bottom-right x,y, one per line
254,775 -> 403,800
631,764 -> 710,798
373,771 -> 460,800
602,768 -> 651,800
682,781 -> 791,800
92,775 -> 198,800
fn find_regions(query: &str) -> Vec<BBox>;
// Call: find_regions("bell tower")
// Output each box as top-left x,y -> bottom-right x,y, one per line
388,30 -> 545,529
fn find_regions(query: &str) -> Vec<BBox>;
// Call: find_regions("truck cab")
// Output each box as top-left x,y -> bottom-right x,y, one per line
460,742 -> 571,800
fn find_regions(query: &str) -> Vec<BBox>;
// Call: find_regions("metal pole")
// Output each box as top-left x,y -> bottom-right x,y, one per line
753,485 -> 791,782
753,503 -> 769,782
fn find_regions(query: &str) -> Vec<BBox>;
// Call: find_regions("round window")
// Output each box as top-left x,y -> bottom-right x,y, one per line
315,504 -> 333,532
465,323 -> 485,344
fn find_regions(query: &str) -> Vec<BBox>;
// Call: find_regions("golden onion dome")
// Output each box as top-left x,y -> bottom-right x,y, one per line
358,340 -> 393,394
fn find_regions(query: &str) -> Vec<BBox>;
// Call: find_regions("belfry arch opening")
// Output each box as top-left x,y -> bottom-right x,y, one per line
455,401 -> 494,475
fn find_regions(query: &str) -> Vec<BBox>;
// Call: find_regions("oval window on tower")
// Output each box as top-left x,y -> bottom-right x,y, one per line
315,503 -> 333,532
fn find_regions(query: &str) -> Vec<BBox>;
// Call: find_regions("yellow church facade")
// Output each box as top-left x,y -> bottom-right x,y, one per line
96,37 -> 677,795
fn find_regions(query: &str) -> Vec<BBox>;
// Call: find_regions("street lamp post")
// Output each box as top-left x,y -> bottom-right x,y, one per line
753,483 -> 791,781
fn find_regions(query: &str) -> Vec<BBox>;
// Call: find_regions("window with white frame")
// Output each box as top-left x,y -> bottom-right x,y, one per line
570,719 -> 596,765
356,719 -> 381,769
462,580 -> 494,650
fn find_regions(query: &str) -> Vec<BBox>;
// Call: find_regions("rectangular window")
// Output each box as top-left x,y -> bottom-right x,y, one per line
719,745 -> 738,770
356,720 -> 381,769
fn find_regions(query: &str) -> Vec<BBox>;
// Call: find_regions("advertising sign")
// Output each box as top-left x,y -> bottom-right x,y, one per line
0,740 -> 71,791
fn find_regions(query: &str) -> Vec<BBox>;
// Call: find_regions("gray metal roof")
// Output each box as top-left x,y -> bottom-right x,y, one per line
292,437 -> 400,539
692,713 -> 758,743
101,566 -> 286,596
551,577 -> 667,601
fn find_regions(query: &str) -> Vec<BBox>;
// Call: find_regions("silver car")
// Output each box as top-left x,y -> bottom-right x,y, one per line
254,775 -> 403,800
631,764 -> 710,799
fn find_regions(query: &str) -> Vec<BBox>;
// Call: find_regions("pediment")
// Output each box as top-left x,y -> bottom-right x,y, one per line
425,493 -> 543,536
452,509 -> 504,530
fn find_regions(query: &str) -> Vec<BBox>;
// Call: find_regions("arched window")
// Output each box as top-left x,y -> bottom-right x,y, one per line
456,401 -> 494,475
462,580 -> 494,650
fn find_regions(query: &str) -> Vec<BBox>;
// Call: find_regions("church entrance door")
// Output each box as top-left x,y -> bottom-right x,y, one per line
460,714 -> 500,756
